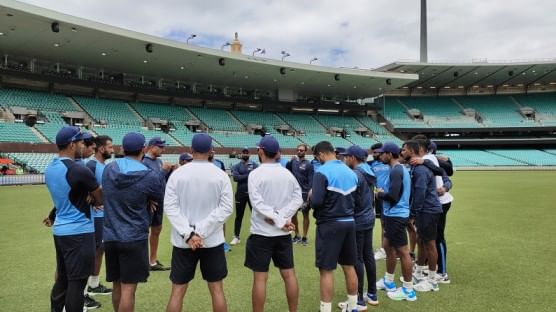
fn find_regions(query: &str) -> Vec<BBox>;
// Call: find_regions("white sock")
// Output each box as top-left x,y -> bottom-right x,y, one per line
403,280 -> 413,289
88,275 -> 100,288
347,294 -> 358,309
385,272 -> 395,282
428,270 -> 437,282
320,301 -> 332,312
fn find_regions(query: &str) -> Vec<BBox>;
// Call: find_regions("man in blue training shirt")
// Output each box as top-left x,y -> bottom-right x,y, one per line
286,143 -> 314,245
143,136 -> 172,271
102,132 -> 164,312
208,149 -> 231,252
45,126 -> 103,312
339,145 -> 379,308
402,140 -> 443,293
230,147 -> 258,245
85,135 -> 114,297
369,143 -> 390,261
311,141 -> 359,312
375,142 -> 416,302
209,150 -> 226,171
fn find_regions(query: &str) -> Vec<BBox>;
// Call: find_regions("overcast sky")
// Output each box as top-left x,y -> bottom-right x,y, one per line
18,0 -> 556,69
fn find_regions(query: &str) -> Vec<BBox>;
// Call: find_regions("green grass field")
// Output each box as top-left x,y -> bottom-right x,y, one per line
1,171 -> 555,311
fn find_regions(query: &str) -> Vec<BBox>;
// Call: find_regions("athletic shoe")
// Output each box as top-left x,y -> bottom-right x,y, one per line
300,237 -> 308,246
387,287 -> 417,301
87,283 -> 112,295
376,277 -> 396,292
230,237 -> 241,245
414,280 -> 439,292
84,294 -> 101,310
366,293 -> 379,305
223,242 -> 231,253
292,235 -> 301,244
412,271 -> 426,283
150,260 -> 170,271
435,273 -> 451,284
337,300 -> 367,311
374,248 -> 386,260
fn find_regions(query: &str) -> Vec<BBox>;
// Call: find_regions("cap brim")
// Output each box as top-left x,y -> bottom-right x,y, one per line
374,148 -> 386,153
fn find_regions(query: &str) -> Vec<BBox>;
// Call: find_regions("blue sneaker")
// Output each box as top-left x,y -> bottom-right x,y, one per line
223,242 -> 231,253
387,287 -> 417,301
376,277 -> 396,292
366,293 -> 379,305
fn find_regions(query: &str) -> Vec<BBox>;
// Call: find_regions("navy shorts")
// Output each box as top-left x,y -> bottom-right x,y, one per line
383,216 -> 409,248
150,206 -> 164,227
170,244 -> 228,284
315,220 -> 357,270
375,198 -> 383,218
415,213 -> 441,242
104,240 -> 149,284
94,217 -> 104,249
244,234 -> 294,272
54,233 -> 96,281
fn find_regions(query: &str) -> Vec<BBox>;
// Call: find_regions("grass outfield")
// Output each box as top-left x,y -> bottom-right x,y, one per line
1,171 -> 555,311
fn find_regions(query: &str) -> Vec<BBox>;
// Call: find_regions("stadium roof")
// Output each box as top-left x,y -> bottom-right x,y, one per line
377,61 -> 556,90
0,0 -> 417,99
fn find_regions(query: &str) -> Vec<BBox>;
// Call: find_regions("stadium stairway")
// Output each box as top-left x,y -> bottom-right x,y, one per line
31,126 -> 52,143
227,111 -> 246,129
68,96 -> 94,120
485,150 -> 533,166
126,102 -> 147,124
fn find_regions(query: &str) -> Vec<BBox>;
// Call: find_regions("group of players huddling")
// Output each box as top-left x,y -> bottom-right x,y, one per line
44,124 -> 454,312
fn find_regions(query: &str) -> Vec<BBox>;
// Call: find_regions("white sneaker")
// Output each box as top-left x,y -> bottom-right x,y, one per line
337,301 -> 367,311
435,273 -> 451,284
230,237 -> 240,245
374,248 -> 386,260
414,280 -> 439,292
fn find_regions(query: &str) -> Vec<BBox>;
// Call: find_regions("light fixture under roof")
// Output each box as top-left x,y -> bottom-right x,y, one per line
0,32 -> 4,36
143,60 -> 148,63
53,43 -> 61,47
180,66 -> 184,70
71,27 -> 77,32
101,52 -> 107,56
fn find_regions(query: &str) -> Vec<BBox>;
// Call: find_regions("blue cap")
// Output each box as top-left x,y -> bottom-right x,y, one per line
122,132 -> 146,152
335,147 -> 346,154
376,142 -> 400,155
241,146 -> 249,153
191,133 -> 213,153
148,136 -> 168,148
179,153 -> 193,162
257,135 -> 280,154
341,145 -> 368,161
55,126 -> 83,145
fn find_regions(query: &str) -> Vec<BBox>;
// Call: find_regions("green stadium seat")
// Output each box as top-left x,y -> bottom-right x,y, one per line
75,97 -> 142,126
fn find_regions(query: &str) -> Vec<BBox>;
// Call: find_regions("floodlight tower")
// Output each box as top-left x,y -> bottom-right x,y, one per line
420,0 -> 428,63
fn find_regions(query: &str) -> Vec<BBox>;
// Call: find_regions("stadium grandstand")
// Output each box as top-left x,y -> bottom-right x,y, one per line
1,0 -> 556,185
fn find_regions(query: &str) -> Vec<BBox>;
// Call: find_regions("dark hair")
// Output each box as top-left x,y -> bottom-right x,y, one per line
84,138 -> 96,147
297,144 -> 308,151
403,140 -> 420,155
312,141 -> 335,156
124,149 -> 142,157
391,152 -> 400,159
57,143 -> 70,151
95,135 -> 112,151
263,150 -> 278,159
370,142 -> 383,150
411,134 -> 430,151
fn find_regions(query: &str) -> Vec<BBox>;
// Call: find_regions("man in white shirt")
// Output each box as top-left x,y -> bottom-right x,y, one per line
164,133 -> 234,312
245,135 -> 303,312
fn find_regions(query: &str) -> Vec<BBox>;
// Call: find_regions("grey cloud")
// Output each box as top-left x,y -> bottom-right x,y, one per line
18,0 -> 556,67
